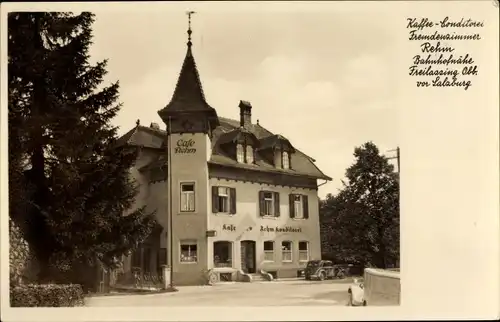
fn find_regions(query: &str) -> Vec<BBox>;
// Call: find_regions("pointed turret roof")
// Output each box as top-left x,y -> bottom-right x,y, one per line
158,13 -> 219,130
163,45 -> 209,112
159,12 -> 214,114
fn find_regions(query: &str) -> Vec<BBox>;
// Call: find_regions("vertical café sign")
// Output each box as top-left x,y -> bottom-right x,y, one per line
175,139 -> 196,154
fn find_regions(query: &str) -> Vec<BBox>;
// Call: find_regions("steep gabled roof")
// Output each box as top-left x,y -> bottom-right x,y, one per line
210,118 -> 331,180
257,134 -> 295,152
217,126 -> 260,146
116,123 -> 166,150
120,115 -> 331,181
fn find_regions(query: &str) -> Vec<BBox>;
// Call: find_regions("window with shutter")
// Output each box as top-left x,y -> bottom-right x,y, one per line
218,187 -> 230,213
289,194 -> 295,218
259,191 -> 266,216
303,195 -> 309,219
273,192 -> 280,217
213,186 -> 235,215
260,191 -> 278,217
294,195 -> 303,219
212,186 -> 219,213
229,188 -> 237,214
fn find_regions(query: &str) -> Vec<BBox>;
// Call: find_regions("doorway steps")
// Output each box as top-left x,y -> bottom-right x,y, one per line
249,272 -> 273,282
249,274 -> 266,282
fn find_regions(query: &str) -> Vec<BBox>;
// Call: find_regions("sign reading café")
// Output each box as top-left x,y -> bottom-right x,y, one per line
174,139 -> 196,154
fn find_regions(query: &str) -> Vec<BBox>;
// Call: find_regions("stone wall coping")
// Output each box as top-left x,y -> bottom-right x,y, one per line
365,268 -> 401,279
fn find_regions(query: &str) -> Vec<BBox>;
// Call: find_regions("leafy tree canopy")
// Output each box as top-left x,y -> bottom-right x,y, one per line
320,142 -> 399,268
8,12 -> 157,280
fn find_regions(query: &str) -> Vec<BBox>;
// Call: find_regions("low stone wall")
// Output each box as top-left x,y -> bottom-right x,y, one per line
363,268 -> 401,306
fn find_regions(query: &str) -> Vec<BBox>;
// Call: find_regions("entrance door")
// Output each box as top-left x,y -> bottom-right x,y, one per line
240,240 -> 256,274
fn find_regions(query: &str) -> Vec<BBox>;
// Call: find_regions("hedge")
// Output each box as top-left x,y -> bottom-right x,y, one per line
9,218 -> 37,285
10,284 -> 85,307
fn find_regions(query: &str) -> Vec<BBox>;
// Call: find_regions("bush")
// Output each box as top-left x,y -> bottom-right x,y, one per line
10,284 -> 85,307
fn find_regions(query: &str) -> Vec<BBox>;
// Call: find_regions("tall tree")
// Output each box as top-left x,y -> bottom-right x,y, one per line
320,142 -> 399,268
8,12 -> 156,281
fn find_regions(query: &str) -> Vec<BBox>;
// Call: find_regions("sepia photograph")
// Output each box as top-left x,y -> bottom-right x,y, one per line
7,7 -> 400,308
1,1 -> 498,321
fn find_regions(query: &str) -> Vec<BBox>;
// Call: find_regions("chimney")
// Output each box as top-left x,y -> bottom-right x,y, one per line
239,100 -> 252,129
150,122 -> 160,130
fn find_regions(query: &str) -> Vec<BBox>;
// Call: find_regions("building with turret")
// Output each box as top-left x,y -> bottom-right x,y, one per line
117,18 -> 331,286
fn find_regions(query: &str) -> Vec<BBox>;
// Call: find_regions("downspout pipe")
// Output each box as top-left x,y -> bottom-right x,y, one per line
317,179 -> 329,188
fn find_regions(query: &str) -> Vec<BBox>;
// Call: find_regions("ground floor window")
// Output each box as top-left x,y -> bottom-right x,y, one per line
180,240 -> 198,263
263,241 -> 274,261
281,241 -> 292,262
298,241 -> 309,262
214,241 -> 232,267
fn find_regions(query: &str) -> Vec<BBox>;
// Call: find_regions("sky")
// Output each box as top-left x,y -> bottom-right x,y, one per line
88,8 -> 399,199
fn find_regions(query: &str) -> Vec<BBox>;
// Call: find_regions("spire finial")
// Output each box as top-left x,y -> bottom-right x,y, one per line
186,11 -> 196,47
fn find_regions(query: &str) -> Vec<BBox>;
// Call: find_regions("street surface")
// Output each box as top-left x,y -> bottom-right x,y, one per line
85,279 -> 351,306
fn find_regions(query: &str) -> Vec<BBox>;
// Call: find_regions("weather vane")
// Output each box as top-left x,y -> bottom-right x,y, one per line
186,11 -> 196,45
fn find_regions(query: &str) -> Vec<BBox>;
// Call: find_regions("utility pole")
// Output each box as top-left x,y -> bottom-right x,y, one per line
166,117 -> 177,292
387,147 -> 400,174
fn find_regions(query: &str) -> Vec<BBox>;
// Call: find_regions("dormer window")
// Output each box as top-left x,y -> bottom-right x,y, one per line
219,128 -> 259,165
236,144 -> 245,163
282,151 -> 290,169
236,143 -> 254,164
258,134 -> 295,169
246,145 -> 254,164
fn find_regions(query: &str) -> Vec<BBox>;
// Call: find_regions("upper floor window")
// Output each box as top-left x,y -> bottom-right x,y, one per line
282,151 -> 290,169
246,145 -> 254,164
218,187 -> 229,213
259,191 -> 280,217
236,143 -> 254,164
294,195 -> 302,218
212,186 -> 236,214
180,182 -> 195,212
236,144 -> 245,163
289,194 -> 309,219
